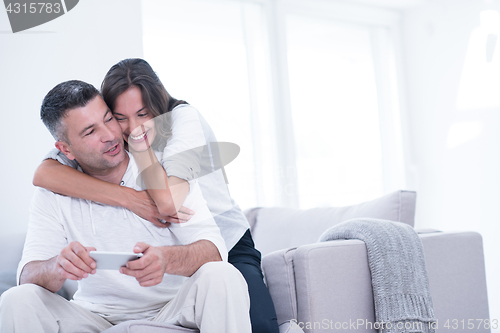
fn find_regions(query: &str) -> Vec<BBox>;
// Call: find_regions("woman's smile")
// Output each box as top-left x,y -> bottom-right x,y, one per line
114,86 -> 157,151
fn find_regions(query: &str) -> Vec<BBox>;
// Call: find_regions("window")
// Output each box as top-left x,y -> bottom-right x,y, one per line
286,14 -> 383,208
142,0 -> 271,208
142,0 -> 406,209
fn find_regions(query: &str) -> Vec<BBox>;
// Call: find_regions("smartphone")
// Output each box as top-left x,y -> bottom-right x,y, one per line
89,251 -> 143,270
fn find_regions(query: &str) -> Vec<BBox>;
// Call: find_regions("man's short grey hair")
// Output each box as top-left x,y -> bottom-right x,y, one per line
40,80 -> 101,142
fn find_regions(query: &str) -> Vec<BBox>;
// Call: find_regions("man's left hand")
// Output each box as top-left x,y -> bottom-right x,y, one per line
119,242 -> 166,287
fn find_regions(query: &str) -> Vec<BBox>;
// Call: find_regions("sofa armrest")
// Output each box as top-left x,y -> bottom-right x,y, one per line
263,231 -> 490,333
419,231 -> 490,330
262,247 -> 299,326
293,239 -> 375,331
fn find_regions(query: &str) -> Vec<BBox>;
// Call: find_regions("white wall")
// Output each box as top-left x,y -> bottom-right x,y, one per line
0,0 -> 143,236
402,0 -> 500,325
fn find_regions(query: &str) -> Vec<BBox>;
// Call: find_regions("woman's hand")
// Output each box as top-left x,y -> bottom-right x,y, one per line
122,187 -> 193,227
165,206 -> 195,224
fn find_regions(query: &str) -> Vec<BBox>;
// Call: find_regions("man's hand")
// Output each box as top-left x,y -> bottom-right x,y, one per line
55,241 -> 96,281
119,242 -> 167,287
122,187 -> 194,227
19,242 -> 96,293
119,240 -> 223,286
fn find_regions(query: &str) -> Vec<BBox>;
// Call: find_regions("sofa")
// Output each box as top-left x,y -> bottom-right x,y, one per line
0,190 -> 491,333
247,190 -> 491,333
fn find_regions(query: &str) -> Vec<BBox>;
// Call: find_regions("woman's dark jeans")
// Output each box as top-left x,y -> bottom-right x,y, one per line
228,229 -> 279,333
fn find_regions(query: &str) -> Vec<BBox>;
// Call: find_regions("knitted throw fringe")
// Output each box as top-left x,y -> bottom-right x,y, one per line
319,219 -> 437,333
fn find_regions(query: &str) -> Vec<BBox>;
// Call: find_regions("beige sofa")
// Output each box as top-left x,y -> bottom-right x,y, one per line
247,190 -> 490,333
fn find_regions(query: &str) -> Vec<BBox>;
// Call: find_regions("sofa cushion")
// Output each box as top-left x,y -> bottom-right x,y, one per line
0,270 -> 17,297
0,233 -> 26,272
248,190 -> 416,256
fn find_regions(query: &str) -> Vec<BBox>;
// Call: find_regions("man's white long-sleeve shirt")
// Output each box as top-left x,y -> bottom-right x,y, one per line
18,152 -> 227,324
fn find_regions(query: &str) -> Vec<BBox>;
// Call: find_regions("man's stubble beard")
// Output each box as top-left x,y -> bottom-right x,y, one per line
73,144 -> 126,176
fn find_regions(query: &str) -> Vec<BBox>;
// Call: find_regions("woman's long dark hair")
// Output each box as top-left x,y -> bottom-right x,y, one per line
101,58 -> 187,144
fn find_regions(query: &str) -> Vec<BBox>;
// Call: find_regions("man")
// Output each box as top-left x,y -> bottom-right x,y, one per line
0,80 -> 251,333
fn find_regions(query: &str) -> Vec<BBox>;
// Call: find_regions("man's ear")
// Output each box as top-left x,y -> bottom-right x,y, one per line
55,141 -> 76,160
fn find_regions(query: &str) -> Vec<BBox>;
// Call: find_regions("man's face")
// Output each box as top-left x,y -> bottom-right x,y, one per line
57,96 -> 126,173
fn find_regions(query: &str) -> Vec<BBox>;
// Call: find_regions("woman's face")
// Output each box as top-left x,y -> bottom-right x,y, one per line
113,86 -> 157,152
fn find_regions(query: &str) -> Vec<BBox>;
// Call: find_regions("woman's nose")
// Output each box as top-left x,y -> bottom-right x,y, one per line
129,118 -> 142,136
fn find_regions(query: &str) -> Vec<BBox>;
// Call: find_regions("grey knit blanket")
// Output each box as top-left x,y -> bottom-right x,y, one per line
319,218 -> 436,333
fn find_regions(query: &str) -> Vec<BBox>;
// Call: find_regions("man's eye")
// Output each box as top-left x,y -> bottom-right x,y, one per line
106,117 -> 114,122
85,129 -> 94,136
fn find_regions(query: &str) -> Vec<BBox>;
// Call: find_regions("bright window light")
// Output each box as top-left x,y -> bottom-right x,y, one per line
457,10 -> 500,110
286,14 -> 384,208
446,121 -> 483,148
142,0 -> 263,209
142,0 -> 402,210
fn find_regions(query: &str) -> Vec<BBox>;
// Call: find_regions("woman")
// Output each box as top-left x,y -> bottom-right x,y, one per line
33,58 -> 279,333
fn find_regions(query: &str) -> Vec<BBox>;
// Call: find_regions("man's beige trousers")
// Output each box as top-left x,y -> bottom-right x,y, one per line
0,262 -> 251,333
